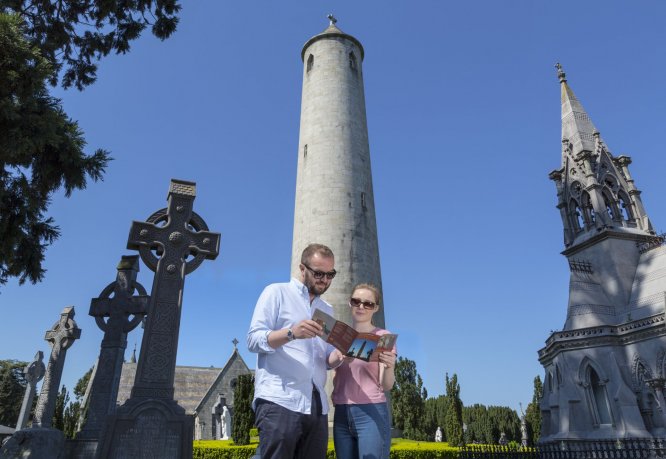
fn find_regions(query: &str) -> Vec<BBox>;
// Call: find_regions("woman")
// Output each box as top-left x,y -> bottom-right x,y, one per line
332,283 -> 397,459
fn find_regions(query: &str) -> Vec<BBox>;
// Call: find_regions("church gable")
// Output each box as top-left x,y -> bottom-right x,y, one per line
194,348 -> 252,415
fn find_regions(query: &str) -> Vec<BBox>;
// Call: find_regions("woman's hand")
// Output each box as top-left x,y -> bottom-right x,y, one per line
379,351 -> 396,369
328,349 -> 345,369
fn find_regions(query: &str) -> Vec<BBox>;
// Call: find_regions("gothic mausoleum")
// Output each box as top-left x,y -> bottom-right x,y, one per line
539,64 -> 666,444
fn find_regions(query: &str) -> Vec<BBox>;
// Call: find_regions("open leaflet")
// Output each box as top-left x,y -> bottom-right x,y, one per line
311,308 -> 397,362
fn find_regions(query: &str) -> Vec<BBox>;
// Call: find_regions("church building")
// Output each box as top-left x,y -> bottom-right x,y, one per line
539,64 -> 666,443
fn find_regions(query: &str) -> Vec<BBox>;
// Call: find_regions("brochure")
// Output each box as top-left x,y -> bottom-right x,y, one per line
311,308 -> 397,362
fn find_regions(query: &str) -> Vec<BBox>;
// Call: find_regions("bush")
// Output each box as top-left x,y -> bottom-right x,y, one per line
249,428 -> 258,438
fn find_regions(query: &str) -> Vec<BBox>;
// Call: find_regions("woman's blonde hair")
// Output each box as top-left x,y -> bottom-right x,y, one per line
351,283 -> 381,307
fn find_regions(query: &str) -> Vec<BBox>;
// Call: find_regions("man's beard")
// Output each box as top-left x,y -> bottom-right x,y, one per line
305,277 -> 329,297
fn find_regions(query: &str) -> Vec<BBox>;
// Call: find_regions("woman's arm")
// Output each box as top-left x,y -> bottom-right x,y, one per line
378,351 -> 396,391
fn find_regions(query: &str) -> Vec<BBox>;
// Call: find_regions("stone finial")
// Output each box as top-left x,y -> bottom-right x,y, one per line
555,62 -> 566,83
327,13 -> 337,26
232,338 -> 239,348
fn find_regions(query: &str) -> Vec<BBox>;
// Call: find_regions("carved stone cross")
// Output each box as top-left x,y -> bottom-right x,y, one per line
76,255 -> 149,440
97,179 -> 220,459
126,179 -> 220,400
16,351 -> 45,430
32,307 -> 81,428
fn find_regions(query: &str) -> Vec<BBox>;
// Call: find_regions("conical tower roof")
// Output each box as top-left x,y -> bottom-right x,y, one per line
301,15 -> 364,61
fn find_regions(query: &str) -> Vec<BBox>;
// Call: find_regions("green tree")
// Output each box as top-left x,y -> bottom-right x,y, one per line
424,395 -> 447,441
0,359 -> 28,426
391,357 -> 428,440
231,374 -> 254,446
525,375 -> 543,445
0,12 -> 110,287
463,403 -> 493,444
444,373 -> 464,446
487,406 -> 520,442
4,0 -> 181,90
52,384 -> 70,431
1,0 -> 181,287
63,366 -> 93,438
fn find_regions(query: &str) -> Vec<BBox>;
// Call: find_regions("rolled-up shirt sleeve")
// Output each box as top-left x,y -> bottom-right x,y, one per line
247,285 -> 279,353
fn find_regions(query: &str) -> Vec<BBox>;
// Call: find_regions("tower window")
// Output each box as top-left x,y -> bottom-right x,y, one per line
349,52 -> 357,72
361,192 -> 367,209
303,144 -> 308,159
307,54 -> 314,73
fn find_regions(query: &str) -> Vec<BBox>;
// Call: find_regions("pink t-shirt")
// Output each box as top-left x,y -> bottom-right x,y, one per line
332,328 -> 396,405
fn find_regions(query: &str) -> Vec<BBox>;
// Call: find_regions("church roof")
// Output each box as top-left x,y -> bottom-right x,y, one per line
193,347 -> 251,414
116,363 -> 222,414
301,18 -> 364,61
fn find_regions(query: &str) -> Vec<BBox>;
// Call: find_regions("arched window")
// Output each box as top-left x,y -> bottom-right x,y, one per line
570,199 -> 584,231
602,190 -> 619,221
307,54 -> 314,73
618,192 -> 634,221
581,192 -> 595,228
349,52 -> 357,71
589,367 -> 612,425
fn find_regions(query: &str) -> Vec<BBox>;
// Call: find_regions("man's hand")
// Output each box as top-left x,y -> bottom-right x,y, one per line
292,319 -> 323,339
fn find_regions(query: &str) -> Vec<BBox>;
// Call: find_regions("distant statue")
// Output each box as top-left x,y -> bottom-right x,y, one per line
499,431 -> 508,445
519,402 -> 528,447
221,405 -> 232,440
435,426 -> 442,442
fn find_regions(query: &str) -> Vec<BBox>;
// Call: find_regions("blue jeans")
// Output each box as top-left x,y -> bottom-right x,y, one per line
334,402 -> 390,459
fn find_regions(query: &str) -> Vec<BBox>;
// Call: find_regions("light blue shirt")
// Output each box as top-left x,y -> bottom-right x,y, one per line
247,278 -> 335,414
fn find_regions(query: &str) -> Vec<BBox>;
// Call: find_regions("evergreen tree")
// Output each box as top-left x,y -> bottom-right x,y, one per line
231,374 -> 254,445
424,395 -> 447,441
391,357 -> 428,440
52,385 -> 70,431
487,406 -> 520,442
1,0 -> 181,288
525,375 -> 543,445
64,366 -> 93,438
0,12 -> 110,287
0,359 -> 28,426
444,373 -> 464,446
4,0 -> 181,90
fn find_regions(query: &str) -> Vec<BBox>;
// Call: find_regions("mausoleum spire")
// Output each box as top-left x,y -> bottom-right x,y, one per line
549,64 -> 654,248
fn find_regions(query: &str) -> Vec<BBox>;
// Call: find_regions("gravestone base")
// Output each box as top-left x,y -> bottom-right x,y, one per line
0,427 -> 65,459
66,438 -> 99,459
96,398 -> 193,459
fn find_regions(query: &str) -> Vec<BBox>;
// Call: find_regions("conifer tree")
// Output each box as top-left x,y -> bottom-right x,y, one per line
0,359 -> 28,426
1,1 -> 181,287
231,374 -> 254,445
444,372 -> 464,446
525,375 -> 543,445
391,357 -> 428,440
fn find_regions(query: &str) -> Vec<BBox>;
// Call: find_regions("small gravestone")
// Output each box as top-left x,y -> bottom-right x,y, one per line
16,351 -> 46,430
1,307 -> 81,459
97,179 -> 220,459
69,256 -> 149,458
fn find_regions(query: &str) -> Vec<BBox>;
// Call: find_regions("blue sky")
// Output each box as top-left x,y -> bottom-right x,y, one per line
3,1 -> 666,414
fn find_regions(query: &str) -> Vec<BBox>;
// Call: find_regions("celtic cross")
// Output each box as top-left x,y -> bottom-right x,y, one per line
32,307 -> 81,428
126,179 -> 220,400
77,255 -> 149,439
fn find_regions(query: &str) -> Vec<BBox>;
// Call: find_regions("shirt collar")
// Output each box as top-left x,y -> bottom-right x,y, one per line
291,277 -> 317,301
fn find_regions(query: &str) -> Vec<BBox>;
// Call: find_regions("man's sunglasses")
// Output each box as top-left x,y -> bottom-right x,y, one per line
302,263 -> 337,280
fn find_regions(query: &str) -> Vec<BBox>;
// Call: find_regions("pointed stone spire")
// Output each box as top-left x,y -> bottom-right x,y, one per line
557,63 -> 597,158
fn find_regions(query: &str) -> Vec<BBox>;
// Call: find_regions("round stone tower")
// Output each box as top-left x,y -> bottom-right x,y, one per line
291,16 -> 385,328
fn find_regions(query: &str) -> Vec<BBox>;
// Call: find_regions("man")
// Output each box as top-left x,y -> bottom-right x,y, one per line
247,243 -> 344,459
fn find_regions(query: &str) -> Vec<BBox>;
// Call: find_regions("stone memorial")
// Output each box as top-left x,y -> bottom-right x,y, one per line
1,307 -> 81,459
221,406 -> 231,440
212,395 -> 225,440
435,426 -> 442,443
70,256 -> 149,457
97,179 -> 220,459
16,351 -> 46,430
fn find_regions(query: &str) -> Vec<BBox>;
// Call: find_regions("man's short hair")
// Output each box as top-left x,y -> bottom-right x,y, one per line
301,243 -> 334,265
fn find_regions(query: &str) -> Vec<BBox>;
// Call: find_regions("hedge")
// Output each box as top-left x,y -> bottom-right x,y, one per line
193,439 -> 460,459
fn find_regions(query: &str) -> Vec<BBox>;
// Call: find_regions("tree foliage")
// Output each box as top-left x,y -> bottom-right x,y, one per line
525,375 -> 543,445
0,359 -> 28,426
3,0 -> 181,90
231,374 -> 254,446
391,357 -> 428,440
423,395 -> 447,441
0,11 -> 111,287
444,373 -> 464,447
52,384 -> 69,431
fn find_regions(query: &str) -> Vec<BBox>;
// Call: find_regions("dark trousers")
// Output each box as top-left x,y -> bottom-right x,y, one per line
255,388 -> 328,459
